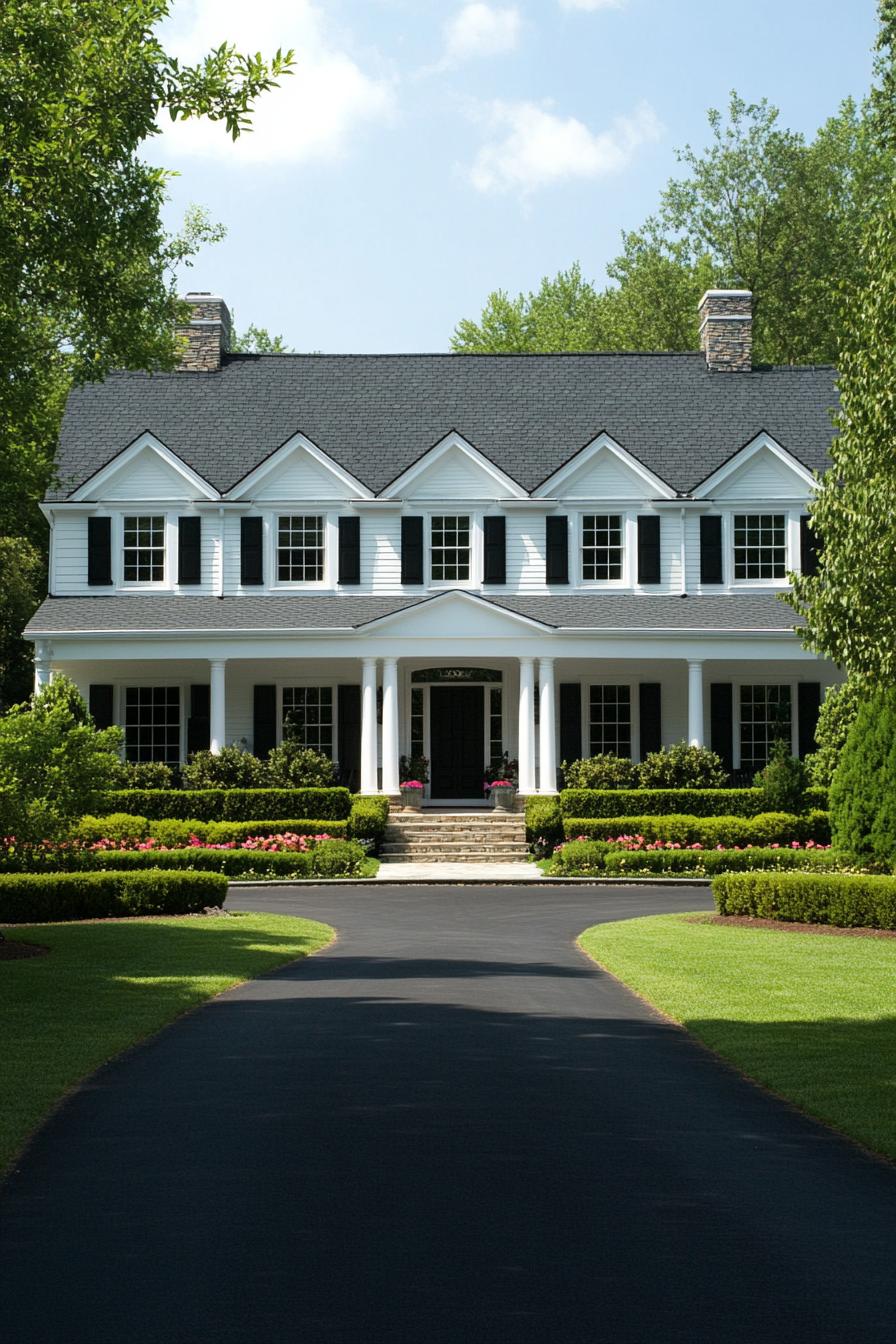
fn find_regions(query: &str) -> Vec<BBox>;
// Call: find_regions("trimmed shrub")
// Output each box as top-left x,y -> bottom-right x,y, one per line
180,747 -> 265,789
713,870 -> 896,928
601,849 -> 839,877
830,686 -> 896,867
112,761 -> 175,790
560,787 -> 828,819
348,796 -> 390,851
638,743 -> 728,789
100,788 -> 353,821
563,811 -> 831,847
551,840 -> 610,876
525,796 -> 563,854
266,743 -> 336,788
145,818 -> 348,846
754,739 -> 808,812
76,813 -> 149,843
805,679 -> 861,788
310,838 -> 367,877
0,869 -> 227,923
561,755 -> 639,789
92,849 -> 314,878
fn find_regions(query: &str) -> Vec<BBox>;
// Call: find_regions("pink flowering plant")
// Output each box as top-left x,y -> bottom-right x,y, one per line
88,831 -> 333,854
400,780 -> 424,790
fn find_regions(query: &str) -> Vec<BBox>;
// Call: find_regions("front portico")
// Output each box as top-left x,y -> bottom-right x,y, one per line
28,590 -> 840,798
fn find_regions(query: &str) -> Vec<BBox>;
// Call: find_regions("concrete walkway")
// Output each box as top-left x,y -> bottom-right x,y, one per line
376,859 -> 539,880
3,883 -> 896,1343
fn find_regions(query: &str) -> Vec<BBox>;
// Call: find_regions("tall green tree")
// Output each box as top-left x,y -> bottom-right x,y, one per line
789,1 -> 896,684
231,324 -> 294,353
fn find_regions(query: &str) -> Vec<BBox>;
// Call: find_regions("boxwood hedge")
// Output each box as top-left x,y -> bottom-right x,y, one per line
559,787 -> 828,819
100,788 -> 353,822
549,841 -> 840,878
562,811 -> 831,847
0,870 -> 227,923
89,838 -> 368,879
713,870 -> 896,928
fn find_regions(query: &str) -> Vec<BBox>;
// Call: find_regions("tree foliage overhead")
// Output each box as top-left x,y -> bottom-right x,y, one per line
453,92 -> 891,364
231,324 -> 294,354
789,0 -> 896,684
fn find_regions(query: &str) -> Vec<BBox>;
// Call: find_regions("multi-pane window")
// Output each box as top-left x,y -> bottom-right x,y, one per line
489,688 -> 503,768
733,514 -> 787,579
124,687 -> 180,764
278,515 -> 325,582
739,684 -> 792,772
582,515 -> 623,581
589,685 -> 631,758
123,516 -> 165,582
282,686 -> 334,756
431,516 -> 471,581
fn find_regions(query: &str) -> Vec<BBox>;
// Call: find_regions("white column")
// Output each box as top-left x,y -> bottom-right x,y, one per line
33,644 -> 52,695
518,657 -> 536,794
360,657 -> 379,794
381,657 -> 400,795
209,659 -> 227,754
687,660 -> 704,747
538,657 -> 557,794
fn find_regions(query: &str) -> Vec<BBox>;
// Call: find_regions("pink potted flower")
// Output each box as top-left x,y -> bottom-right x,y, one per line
400,779 -> 424,810
489,779 -> 516,811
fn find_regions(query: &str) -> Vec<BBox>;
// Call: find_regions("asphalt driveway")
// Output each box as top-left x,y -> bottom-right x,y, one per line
2,882 -> 896,1343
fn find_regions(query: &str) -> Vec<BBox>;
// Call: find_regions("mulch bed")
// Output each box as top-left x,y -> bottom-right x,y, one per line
691,914 -> 896,940
0,937 -> 49,961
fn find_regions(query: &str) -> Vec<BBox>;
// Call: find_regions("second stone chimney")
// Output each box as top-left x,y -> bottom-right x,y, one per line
698,289 -> 752,372
176,292 -> 232,371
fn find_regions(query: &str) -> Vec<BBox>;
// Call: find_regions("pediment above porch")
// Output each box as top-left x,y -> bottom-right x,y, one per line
358,590 -> 554,636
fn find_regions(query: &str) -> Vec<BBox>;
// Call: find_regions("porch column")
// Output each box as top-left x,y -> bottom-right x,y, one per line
687,660 -> 704,747
518,656 -> 536,794
538,657 -> 557,794
33,641 -> 52,694
360,657 -> 379,794
209,659 -> 227,754
381,657 -> 400,796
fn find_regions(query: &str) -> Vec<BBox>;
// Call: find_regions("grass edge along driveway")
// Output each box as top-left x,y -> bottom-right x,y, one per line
0,913 -> 334,1175
579,913 -> 896,1161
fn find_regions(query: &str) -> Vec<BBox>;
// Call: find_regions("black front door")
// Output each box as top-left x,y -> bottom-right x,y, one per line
429,685 -> 484,799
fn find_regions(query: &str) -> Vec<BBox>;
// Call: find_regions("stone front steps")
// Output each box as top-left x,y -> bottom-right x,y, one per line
381,810 -> 528,864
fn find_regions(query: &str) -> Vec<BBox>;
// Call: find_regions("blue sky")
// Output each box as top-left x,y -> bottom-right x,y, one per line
153,1 -> 879,352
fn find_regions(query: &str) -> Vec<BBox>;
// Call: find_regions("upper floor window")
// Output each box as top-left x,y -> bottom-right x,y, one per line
733,514 -> 786,580
123,515 -> 164,582
282,686 -> 333,757
431,515 -> 470,581
278,515 -> 324,582
582,514 -> 623,581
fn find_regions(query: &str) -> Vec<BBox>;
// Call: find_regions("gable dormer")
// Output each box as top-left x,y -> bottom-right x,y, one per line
225,432 -> 373,502
531,433 -> 675,501
379,432 -> 527,500
68,432 -> 218,502
692,433 -> 816,502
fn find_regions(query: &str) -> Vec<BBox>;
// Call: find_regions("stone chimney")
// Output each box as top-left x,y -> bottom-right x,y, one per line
175,292 -> 232,371
698,289 -> 752,372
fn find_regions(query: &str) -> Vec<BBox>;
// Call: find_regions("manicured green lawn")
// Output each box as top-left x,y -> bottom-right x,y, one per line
579,914 -> 896,1159
0,913 -> 333,1174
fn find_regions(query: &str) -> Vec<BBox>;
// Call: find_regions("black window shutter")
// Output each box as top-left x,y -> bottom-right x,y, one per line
89,684 -> 114,730
483,515 -> 506,585
338,516 -> 361,585
87,517 -> 112,586
401,516 -> 424,585
178,516 -> 202,585
637,516 -> 661,585
253,684 -> 277,759
240,516 -> 264,585
559,683 -> 582,765
700,515 -> 724,585
187,684 -> 211,755
546,516 -> 569,584
639,683 -> 662,758
797,682 -> 822,759
710,682 -> 734,773
337,683 -> 362,791
800,515 -> 821,577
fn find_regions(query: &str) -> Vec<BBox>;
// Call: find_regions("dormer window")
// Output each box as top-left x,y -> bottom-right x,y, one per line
123,515 -> 165,582
582,514 -> 623,581
278,515 -> 325,582
733,514 -> 786,579
431,515 -> 470,581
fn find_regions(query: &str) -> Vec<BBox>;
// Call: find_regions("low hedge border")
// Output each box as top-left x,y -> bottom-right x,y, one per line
0,870 -> 227,924
559,787 -> 828,819
100,788 -> 353,822
146,819 -> 348,846
713,870 -> 896,928
563,811 -> 831,847
548,840 -> 841,878
90,837 -> 368,879
348,796 -> 390,852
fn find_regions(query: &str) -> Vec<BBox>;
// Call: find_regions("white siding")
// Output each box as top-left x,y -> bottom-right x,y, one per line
557,449 -> 655,499
716,447 -> 810,499
52,515 -> 89,595
402,445 -> 509,500
252,450 -> 357,500
98,446 -> 198,500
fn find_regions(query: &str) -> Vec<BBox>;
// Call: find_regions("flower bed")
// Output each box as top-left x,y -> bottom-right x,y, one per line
545,836 -> 842,878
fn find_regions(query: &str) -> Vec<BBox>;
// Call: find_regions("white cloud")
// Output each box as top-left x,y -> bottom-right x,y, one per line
154,0 -> 394,166
443,4 -> 522,62
558,0 -> 627,11
469,99 -> 661,195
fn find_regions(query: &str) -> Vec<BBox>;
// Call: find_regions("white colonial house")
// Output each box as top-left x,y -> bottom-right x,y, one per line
25,289 -> 840,802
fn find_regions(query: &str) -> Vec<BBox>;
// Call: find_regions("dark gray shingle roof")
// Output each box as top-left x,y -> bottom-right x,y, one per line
25,592 -> 803,636
51,353 -> 837,500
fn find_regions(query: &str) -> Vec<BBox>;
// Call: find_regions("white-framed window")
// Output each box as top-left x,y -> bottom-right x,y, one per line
282,685 -> 334,757
123,515 -> 165,583
277,515 -> 325,582
124,686 -> 181,764
431,515 -> 471,581
582,514 -> 624,581
589,684 -> 632,758
739,684 -> 792,772
732,513 -> 787,580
